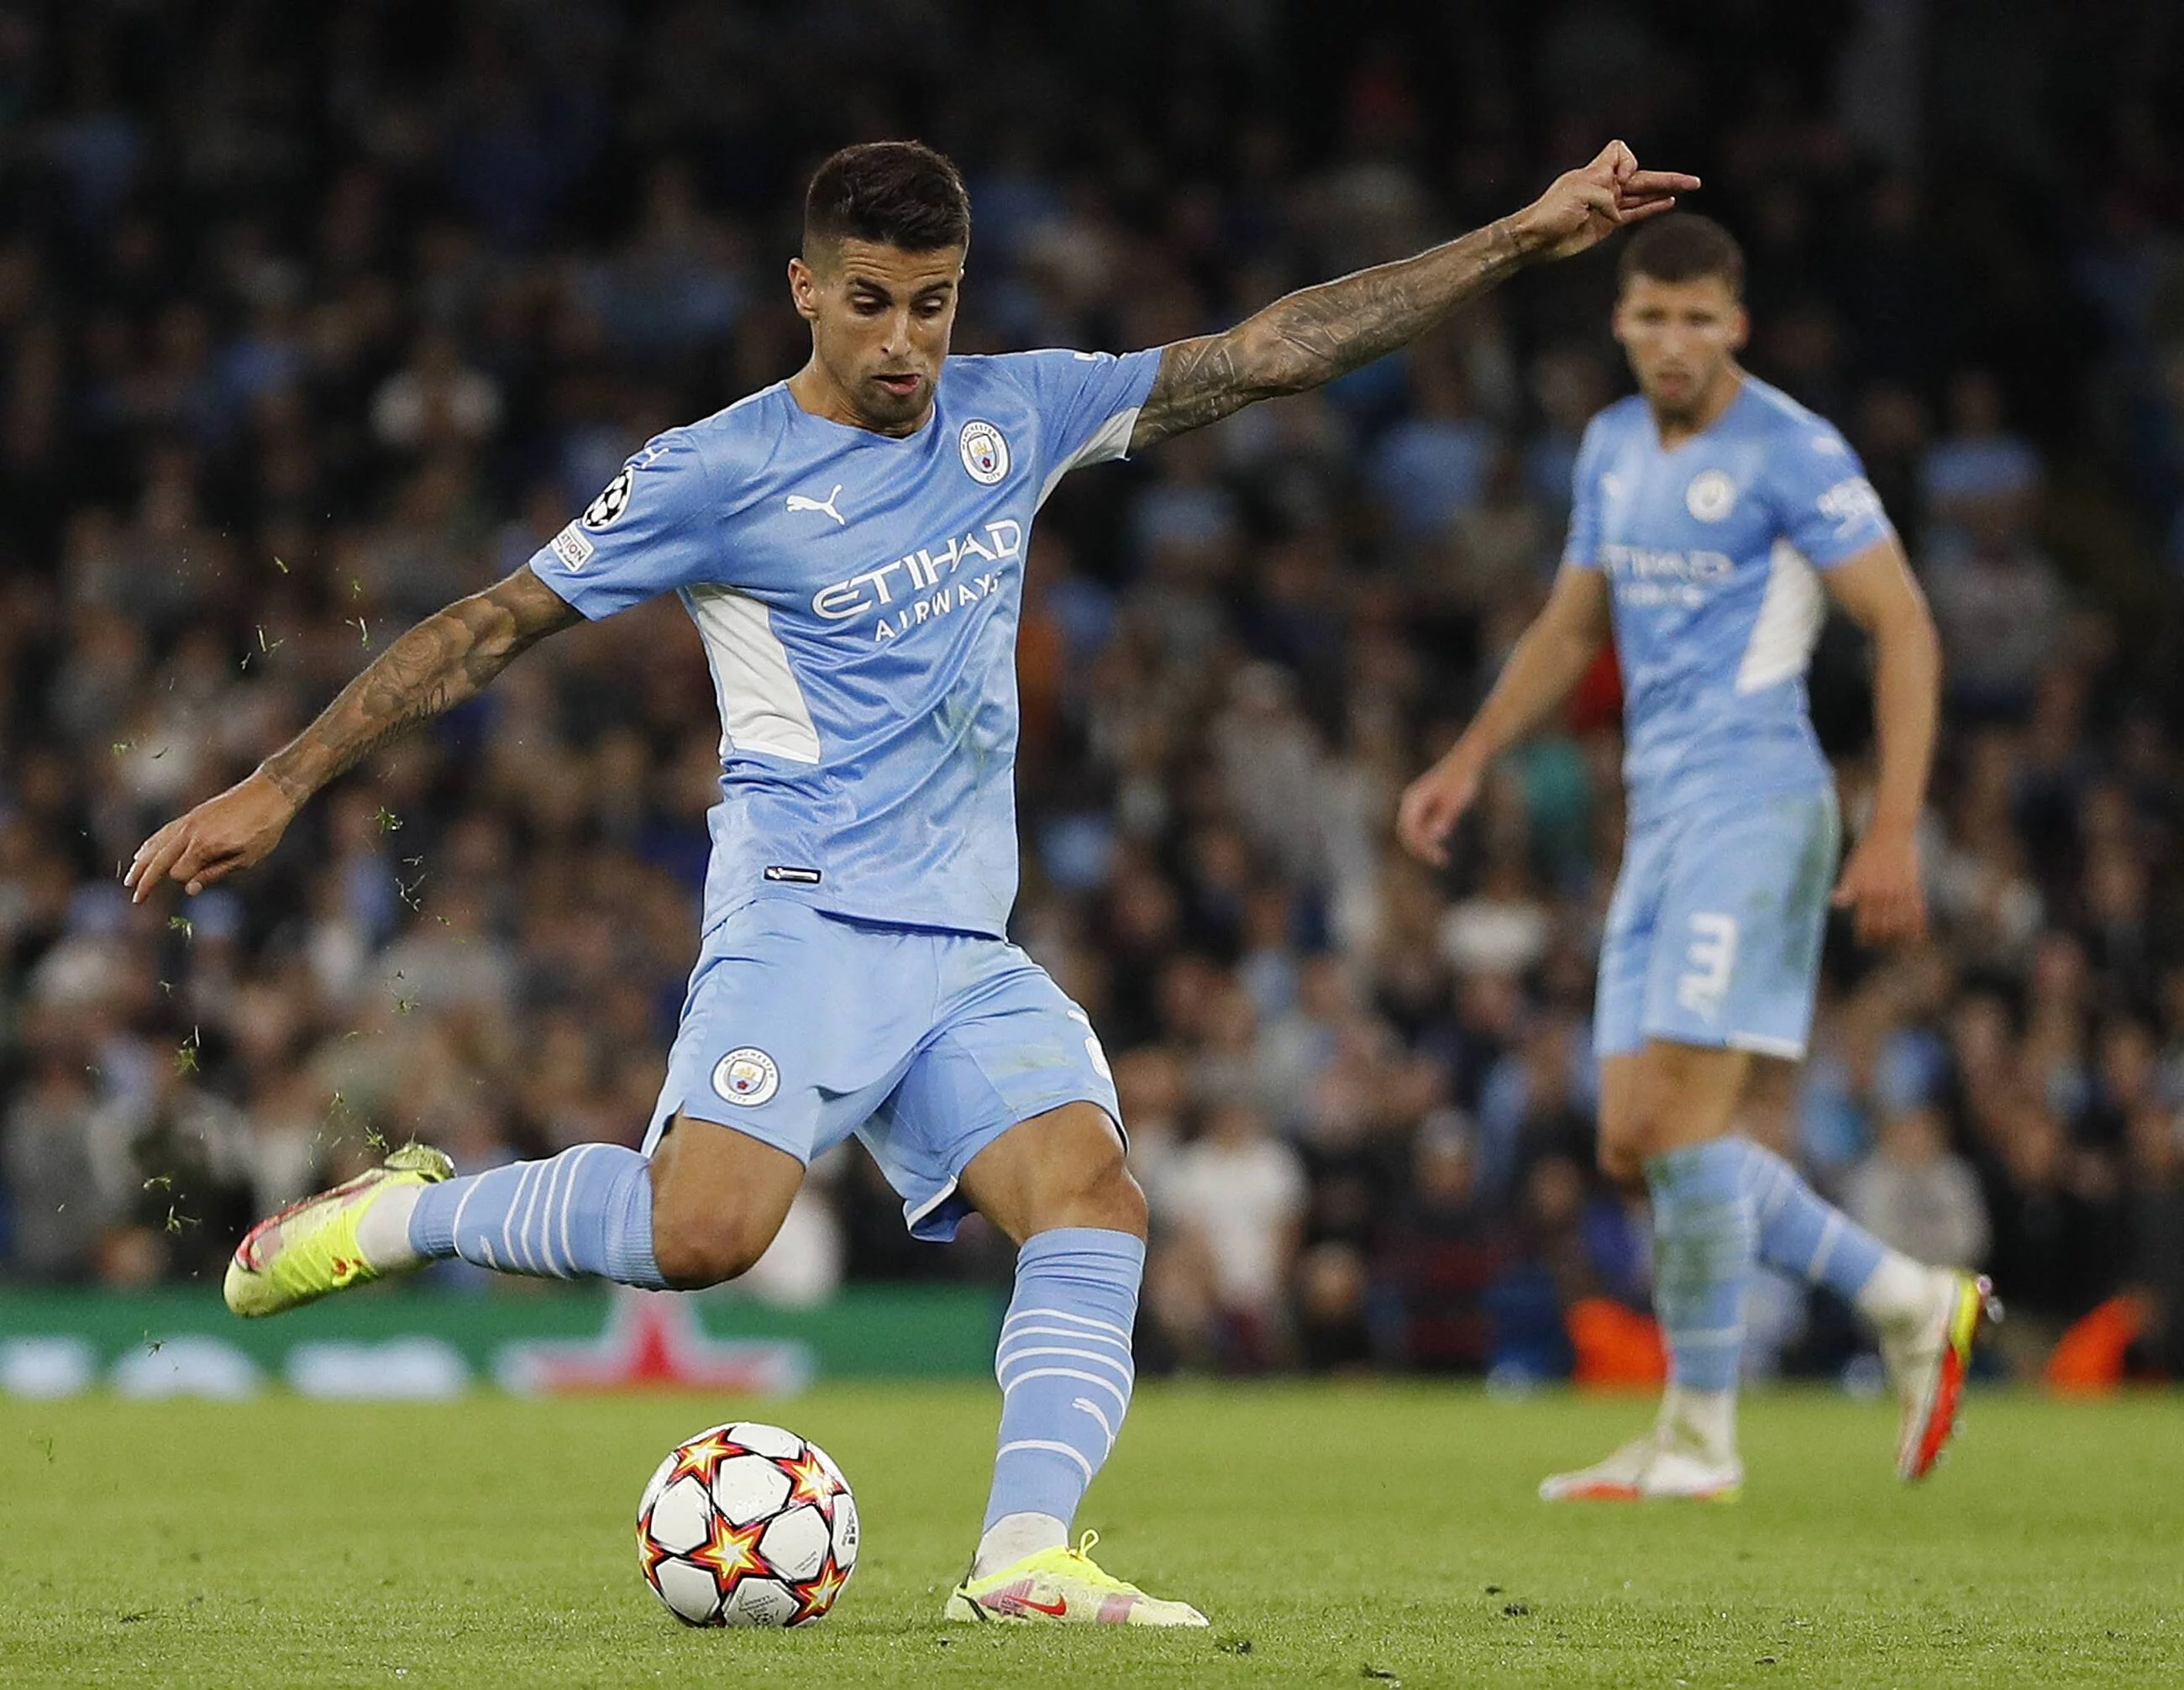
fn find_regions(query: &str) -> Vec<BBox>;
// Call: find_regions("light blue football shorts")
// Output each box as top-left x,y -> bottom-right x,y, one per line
643,899 -> 1121,1241
1594,783 -> 1841,1062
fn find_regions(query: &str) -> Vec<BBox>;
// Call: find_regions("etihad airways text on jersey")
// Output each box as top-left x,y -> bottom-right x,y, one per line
809,520 -> 1022,643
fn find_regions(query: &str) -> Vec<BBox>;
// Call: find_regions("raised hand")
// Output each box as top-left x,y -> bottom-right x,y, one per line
1131,141 -> 1698,450
1509,140 -> 1698,264
125,769 -> 300,901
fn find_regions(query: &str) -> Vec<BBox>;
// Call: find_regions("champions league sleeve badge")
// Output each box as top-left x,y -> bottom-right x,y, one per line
958,420 -> 1010,485
583,465 -> 636,530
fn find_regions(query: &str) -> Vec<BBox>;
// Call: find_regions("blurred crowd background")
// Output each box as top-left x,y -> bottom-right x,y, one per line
3,0 -> 2184,1387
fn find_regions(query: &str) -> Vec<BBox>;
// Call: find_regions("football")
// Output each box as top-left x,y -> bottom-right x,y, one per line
636,1420 -> 859,1627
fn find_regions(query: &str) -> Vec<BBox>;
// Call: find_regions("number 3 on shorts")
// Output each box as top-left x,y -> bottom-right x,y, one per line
1676,912 -> 1739,1021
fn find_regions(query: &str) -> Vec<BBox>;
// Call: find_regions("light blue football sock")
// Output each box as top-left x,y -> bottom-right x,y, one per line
1734,1138 -> 1887,1303
407,1143 -> 666,1289
979,1228 -> 1143,1551
1646,1140 -> 1754,1393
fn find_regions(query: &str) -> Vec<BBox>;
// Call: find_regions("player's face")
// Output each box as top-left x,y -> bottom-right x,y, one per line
1614,274 -> 1749,422
790,239 -> 964,435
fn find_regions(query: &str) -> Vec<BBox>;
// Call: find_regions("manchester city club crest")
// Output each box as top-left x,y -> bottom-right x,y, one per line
958,419 -> 1010,485
1684,469 -> 1736,522
711,1047 -> 780,1107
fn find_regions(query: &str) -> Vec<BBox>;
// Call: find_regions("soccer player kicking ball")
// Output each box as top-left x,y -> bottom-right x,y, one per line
129,139 -> 1693,1619
1399,214 -> 1998,1503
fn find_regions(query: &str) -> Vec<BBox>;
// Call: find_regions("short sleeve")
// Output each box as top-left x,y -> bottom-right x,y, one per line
1008,347 -> 1163,495
1771,421 -> 1896,569
1560,417 -> 1608,570
527,430 -> 721,619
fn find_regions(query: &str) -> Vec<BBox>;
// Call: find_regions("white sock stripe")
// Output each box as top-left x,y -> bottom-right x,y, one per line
1002,1307 -> 1131,1344
558,1143 -> 598,1278
1748,1153 -> 1792,1218
539,1144 -> 576,1275
515,1163 -> 549,1276
448,1175 -> 483,1257
995,1344 -> 1135,1383
532,1154 -> 562,1276
546,1149 -> 578,1277
518,1162 -> 550,1275
1807,1212 -> 1843,1282
995,1440 -> 1095,1483
1070,1394 -> 1116,1455
996,1357 -> 1136,1400
500,1164 -> 528,1274
999,1367 -> 1130,1414
995,1321 -> 1134,1353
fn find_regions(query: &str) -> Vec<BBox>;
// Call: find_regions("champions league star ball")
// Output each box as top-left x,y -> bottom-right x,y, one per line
637,1421 -> 859,1627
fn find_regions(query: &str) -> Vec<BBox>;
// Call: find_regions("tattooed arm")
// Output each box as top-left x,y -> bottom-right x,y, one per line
1131,141 -> 1697,449
127,568 -> 580,900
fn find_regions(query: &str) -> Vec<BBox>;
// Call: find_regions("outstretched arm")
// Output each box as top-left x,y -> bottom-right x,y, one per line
127,567 -> 581,900
1131,141 -> 1696,449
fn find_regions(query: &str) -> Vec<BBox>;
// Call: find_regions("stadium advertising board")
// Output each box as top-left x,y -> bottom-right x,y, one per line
0,1284 -> 1002,1400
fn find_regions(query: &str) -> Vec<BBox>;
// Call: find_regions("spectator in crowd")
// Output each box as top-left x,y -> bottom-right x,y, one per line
1845,1105 -> 1992,1273
1371,1111 -> 1502,1372
1148,1100 -> 1308,1372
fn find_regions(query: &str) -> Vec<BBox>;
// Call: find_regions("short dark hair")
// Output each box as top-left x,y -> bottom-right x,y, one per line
803,141 -> 970,255
1619,213 -> 1745,297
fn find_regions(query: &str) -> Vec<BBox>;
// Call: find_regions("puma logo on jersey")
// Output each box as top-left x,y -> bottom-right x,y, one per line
785,485 -> 846,524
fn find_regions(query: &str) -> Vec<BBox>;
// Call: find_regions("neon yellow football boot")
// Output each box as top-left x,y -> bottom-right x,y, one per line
943,1531 -> 1209,1627
223,1142 -> 453,1318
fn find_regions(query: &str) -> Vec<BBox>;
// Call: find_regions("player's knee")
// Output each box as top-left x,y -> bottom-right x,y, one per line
1596,1105 -> 1667,1189
1597,1134 -> 1646,1189
650,1206 -> 776,1290
1092,1158 -> 1150,1239
1042,1150 -> 1147,1240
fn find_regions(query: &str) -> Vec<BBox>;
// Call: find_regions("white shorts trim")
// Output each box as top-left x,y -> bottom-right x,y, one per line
1728,1031 -> 1807,1060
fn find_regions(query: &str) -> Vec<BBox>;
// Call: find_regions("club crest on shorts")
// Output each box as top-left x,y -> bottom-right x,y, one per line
711,1047 -> 780,1107
958,419 -> 1010,485
1684,469 -> 1736,522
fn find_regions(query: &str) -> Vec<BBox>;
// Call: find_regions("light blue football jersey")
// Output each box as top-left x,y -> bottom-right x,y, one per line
529,349 -> 1162,937
1563,375 -> 1895,826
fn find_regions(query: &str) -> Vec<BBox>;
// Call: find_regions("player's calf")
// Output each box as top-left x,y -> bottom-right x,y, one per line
947,1108 -> 1184,1609
646,1115 -> 806,1289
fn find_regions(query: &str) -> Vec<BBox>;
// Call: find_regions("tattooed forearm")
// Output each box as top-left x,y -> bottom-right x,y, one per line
259,569 -> 580,805
1132,218 -> 1529,448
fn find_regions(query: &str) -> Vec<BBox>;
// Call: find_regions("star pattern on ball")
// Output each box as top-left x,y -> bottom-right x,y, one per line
664,1430 -> 744,1489
780,1446 -> 843,1511
787,1552 -> 849,1625
687,1510 -> 770,1599
636,1518 -> 679,1581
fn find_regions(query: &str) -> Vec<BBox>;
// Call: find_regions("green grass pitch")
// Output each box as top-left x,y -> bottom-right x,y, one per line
3,1383 -> 2177,1687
